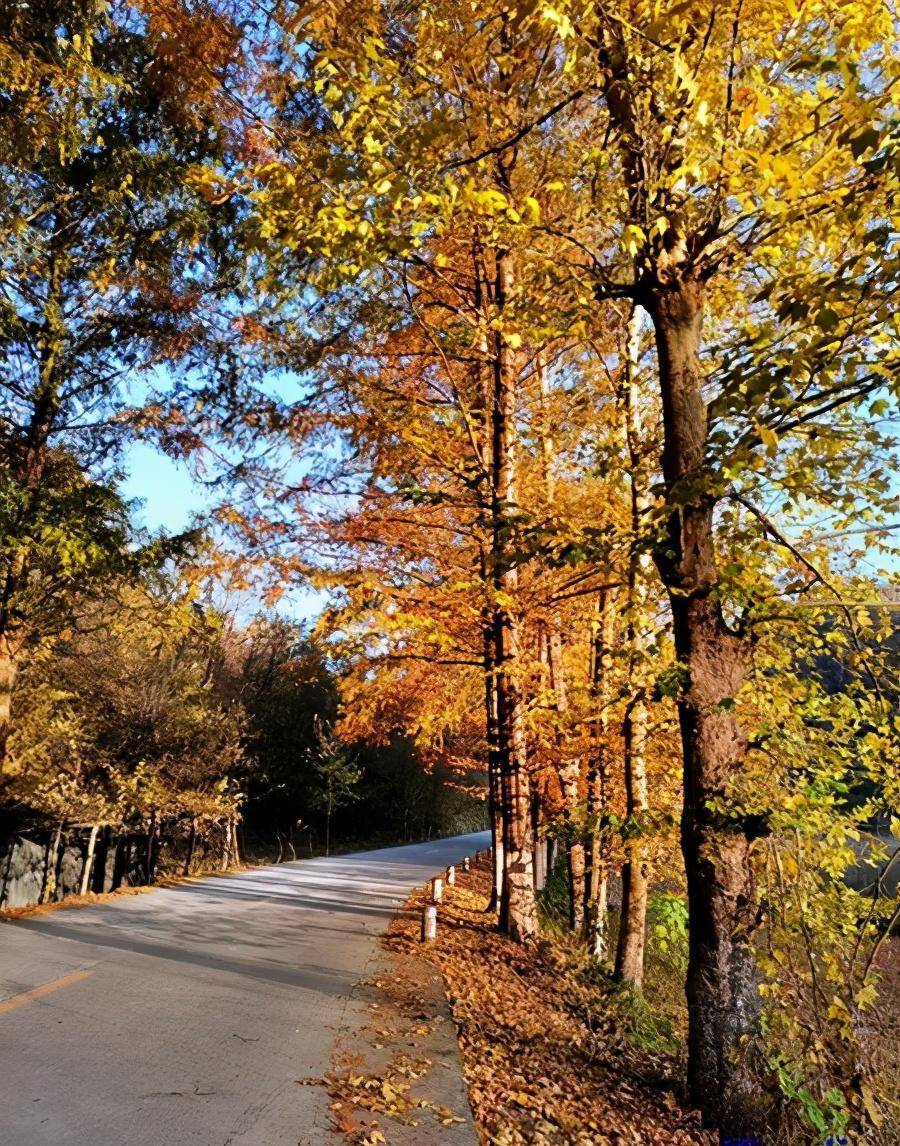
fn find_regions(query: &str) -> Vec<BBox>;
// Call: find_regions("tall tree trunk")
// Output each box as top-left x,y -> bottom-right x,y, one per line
582,758 -> 606,954
648,275 -> 760,1131
615,311 -> 651,989
79,824 -> 100,897
491,244 -> 536,943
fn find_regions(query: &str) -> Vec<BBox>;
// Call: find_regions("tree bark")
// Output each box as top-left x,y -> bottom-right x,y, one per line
491,244 -> 536,943
615,313 -> 651,989
648,274 -> 761,1131
583,589 -> 618,957
545,622 -> 586,932
41,820 -> 64,904
615,702 -> 649,988
79,823 -> 100,897
0,634 -> 17,768
532,785 -> 546,892
145,812 -> 159,884
483,623 -> 504,912
221,817 -> 233,870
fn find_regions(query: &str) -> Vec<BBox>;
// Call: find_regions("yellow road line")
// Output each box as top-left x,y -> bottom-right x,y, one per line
0,969 -> 93,1016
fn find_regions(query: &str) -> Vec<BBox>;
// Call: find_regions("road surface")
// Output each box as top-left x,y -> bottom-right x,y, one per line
0,831 -> 489,1145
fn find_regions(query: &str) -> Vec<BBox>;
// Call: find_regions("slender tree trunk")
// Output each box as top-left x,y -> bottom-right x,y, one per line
531,786 -> 546,892
490,243 -> 536,943
615,311 -> 652,989
485,707 -> 504,912
492,557 -> 534,936
583,589 -> 618,957
545,622 -> 586,932
79,824 -> 100,897
145,811 -> 158,884
615,702 -> 649,987
0,633 -> 17,768
41,819 -> 64,904
496,692 -> 535,942
221,817 -> 232,871
583,759 -> 609,957
648,276 -> 761,1131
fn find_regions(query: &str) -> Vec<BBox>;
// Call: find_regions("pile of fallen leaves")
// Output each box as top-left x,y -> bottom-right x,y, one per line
385,860 -> 715,1146
323,1049 -> 465,1144
318,944 -> 474,1145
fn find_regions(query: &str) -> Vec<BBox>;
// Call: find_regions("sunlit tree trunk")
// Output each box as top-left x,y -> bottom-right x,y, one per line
582,589 -> 619,957
145,811 -> 159,883
41,820 -> 64,904
79,824 -> 100,896
221,817 -> 233,870
483,622 -> 503,911
0,634 -> 16,767
615,312 -> 651,989
615,701 -> 649,987
647,273 -> 760,1131
491,244 -> 536,943
537,355 -> 585,929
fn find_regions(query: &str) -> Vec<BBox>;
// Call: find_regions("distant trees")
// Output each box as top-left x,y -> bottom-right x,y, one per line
1,568 -> 484,903
4,577 -> 245,873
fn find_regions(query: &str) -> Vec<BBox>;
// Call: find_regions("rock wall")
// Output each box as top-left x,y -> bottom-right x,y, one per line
0,829 -> 123,910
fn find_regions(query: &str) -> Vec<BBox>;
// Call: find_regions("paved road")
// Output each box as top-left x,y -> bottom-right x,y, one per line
0,831 -> 489,1146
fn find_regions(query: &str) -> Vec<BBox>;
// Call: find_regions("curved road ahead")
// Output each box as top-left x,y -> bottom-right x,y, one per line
0,831 -> 489,1145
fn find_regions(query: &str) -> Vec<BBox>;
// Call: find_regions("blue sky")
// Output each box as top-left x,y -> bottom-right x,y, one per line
121,442 -> 328,624
121,442 -> 207,534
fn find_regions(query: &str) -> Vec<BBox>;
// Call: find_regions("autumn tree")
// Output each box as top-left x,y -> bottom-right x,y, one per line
165,0 -> 896,1133
0,0 -> 243,759
547,3 -> 898,1128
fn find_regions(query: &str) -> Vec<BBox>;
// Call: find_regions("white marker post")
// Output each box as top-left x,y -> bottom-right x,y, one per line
431,876 -> 443,903
421,903 -> 437,943
446,865 -> 456,886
